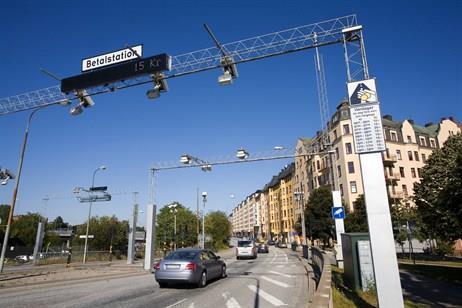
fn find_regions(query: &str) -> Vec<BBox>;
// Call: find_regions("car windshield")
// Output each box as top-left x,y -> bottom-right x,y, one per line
164,251 -> 198,260
238,241 -> 253,247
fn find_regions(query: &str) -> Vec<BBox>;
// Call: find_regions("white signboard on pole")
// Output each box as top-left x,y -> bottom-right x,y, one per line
348,79 -> 385,154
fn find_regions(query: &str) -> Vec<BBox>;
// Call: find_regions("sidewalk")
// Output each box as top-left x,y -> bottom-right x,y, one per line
0,260 -> 146,290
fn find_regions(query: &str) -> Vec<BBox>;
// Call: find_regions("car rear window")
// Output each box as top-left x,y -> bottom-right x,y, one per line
165,251 -> 198,260
238,241 -> 253,247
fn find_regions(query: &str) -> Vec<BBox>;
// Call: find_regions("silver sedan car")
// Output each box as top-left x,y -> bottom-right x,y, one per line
154,248 -> 226,288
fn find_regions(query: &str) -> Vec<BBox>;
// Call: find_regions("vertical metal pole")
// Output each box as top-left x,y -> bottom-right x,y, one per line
127,195 -> 138,264
173,213 -> 177,250
144,169 -> 157,270
202,197 -> 206,249
32,220 -> 46,265
83,169 -> 98,264
196,188 -> 199,247
0,107 -> 43,273
300,193 -> 306,246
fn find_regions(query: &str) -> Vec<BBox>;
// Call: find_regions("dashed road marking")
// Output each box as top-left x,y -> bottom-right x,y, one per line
187,303 -> 195,308
261,276 -> 290,288
248,285 -> 288,306
222,292 -> 241,308
165,298 -> 187,308
269,270 -> 293,278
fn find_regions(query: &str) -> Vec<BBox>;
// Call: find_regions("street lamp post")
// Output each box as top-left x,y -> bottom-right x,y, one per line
201,192 -> 207,249
0,101 -> 72,273
168,204 -> 178,250
294,191 -> 307,246
82,165 -> 107,264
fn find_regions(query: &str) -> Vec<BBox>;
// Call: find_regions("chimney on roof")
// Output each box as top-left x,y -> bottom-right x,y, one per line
441,117 -> 447,122
424,122 -> 434,127
383,114 -> 393,121
408,119 -> 414,125
449,116 -> 455,122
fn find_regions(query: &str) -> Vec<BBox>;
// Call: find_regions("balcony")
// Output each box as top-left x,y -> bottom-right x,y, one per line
382,153 -> 397,166
385,171 -> 400,183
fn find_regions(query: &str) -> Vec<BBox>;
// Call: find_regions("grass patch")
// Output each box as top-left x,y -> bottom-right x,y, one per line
332,266 -> 429,308
399,263 -> 462,286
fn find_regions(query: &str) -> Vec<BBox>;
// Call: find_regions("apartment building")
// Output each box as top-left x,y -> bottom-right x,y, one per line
297,99 -> 460,211
230,191 -> 261,238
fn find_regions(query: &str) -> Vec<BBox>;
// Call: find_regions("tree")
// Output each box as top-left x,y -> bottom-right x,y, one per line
73,216 -> 128,251
305,187 -> 334,246
344,195 -> 369,233
0,204 -> 9,240
156,202 -> 198,250
9,213 -> 44,247
205,211 -> 231,251
414,134 -> 462,244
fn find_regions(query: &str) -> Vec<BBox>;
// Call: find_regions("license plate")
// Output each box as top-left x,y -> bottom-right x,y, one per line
166,264 -> 180,269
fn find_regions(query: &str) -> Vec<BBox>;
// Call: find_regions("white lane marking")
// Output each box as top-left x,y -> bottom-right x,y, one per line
284,254 -> 288,263
248,285 -> 288,306
187,303 -> 195,308
165,298 -> 187,308
276,265 -> 283,268
270,252 -> 278,263
222,292 -> 241,308
269,270 -> 293,278
291,264 -> 296,268
261,276 -> 290,288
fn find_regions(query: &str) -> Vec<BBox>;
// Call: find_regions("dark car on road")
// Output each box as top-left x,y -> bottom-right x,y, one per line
257,243 -> 269,253
267,240 -> 276,246
154,249 -> 226,288
276,242 -> 288,248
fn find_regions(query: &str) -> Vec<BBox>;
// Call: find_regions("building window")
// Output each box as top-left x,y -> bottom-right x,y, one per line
414,151 -> 419,161
408,151 -> 413,161
402,184 -> 408,197
346,143 -> 352,154
350,181 -> 357,193
343,124 -> 350,135
337,165 -> 342,177
419,136 -> 427,146
396,150 -> 402,160
316,160 -> 320,170
333,130 -> 337,140
390,131 -> 398,141
339,184 -> 344,196
411,168 -> 416,178
407,135 -> 412,143
400,167 -> 405,178
422,153 -> 426,163
417,168 -> 422,178
335,147 -> 339,160
348,162 -> 355,174
430,139 -> 436,148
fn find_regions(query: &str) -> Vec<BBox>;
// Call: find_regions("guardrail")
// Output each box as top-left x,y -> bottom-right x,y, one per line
309,247 -> 333,308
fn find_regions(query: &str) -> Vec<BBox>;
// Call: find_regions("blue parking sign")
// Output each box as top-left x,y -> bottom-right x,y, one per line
332,207 -> 345,219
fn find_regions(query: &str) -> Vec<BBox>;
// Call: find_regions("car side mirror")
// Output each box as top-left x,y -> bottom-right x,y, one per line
216,256 -> 221,259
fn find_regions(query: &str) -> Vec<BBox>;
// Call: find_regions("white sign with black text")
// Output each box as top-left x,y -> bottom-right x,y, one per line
81,45 -> 143,72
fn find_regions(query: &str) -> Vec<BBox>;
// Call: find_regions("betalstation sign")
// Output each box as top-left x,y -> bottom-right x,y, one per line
347,79 -> 386,154
81,45 -> 143,72
61,53 -> 171,93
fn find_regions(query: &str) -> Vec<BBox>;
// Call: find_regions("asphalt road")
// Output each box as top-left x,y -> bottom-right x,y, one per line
0,247 -> 309,308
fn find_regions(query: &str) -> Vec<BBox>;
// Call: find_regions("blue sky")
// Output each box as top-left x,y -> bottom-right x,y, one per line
0,1 -> 460,226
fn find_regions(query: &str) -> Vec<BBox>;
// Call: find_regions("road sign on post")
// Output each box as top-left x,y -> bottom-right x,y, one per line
348,78 -> 404,307
332,206 -> 345,219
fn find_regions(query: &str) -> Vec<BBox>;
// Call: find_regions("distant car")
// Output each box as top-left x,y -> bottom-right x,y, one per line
236,240 -> 257,259
15,255 -> 30,263
153,248 -> 226,288
267,240 -> 276,246
257,243 -> 269,253
277,242 -> 288,248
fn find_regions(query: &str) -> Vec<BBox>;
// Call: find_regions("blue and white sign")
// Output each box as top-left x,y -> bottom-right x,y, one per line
332,207 -> 345,219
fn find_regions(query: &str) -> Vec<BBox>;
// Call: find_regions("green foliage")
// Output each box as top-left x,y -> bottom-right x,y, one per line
344,195 -> 369,233
0,204 -> 10,240
305,187 -> 334,245
9,212 -> 44,246
414,134 -> 462,242
73,215 -> 128,251
156,202 -> 198,250
205,211 -> 231,251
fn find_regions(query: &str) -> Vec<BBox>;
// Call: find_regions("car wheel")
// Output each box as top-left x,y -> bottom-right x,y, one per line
221,265 -> 227,278
158,282 -> 168,288
197,271 -> 207,288
236,256 -> 240,260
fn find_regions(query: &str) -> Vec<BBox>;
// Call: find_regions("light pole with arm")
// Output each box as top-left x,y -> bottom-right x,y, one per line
82,165 -> 107,264
168,203 -> 178,250
201,192 -> 207,249
0,100 -> 72,273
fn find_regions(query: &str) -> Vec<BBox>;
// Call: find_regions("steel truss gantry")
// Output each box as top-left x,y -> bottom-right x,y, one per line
0,14 -> 365,115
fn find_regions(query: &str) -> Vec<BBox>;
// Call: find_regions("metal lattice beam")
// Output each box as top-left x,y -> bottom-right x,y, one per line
0,14 -> 358,115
